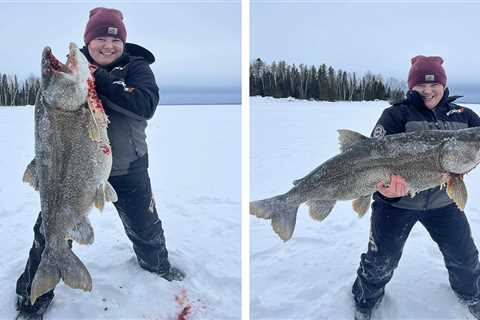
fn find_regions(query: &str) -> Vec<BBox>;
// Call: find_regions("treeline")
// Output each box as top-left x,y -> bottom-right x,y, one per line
250,58 -> 405,102
0,73 -> 40,106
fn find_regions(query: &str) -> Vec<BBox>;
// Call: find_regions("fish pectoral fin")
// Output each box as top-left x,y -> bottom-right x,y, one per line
22,159 -> 39,191
447,174 -> 467,210
306,200 -> 336,221
68,217 -> 94,245
95,183 -> 118,211
105,182 -> 118,202
337,129 -> 368,153
352,195 -> 372,217
95,185 -> 105,211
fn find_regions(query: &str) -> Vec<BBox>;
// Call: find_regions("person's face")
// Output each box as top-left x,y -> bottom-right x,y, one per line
87,36 -> 124,66
412,83 -> 445,110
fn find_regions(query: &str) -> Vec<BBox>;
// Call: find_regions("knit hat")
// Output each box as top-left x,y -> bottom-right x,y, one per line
407,55 -> 447,89
84,7 -> 127,45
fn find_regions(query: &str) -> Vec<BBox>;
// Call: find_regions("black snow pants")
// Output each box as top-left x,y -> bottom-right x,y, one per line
16,170 -> 170,303
352,201 -> 480,310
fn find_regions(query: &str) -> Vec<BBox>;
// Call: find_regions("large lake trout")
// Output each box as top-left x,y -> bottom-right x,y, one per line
23,43 -> 117,304
251,128 -> 480,241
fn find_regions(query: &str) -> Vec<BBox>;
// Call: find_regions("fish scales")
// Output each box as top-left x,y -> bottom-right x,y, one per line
24,43 -> 118,304
251,127 -> 480,241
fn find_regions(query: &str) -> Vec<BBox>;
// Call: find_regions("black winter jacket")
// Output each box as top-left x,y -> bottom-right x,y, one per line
81,43 -> 159,176
372,89 -> 480,210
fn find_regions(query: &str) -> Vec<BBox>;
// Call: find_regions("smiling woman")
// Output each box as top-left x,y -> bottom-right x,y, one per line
352,55 -> 480,320
87,37 -> 125,66
84,8 -> 126,66
408,55 -> 447,110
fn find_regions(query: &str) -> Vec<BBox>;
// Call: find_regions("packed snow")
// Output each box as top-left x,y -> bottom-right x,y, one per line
250,96 -> 480,320
0,105 -> 241,319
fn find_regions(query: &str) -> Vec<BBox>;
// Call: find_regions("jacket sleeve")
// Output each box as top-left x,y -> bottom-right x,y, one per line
370,106 -> 405,138
93,60 -> 159,120
465,108 -> 480,127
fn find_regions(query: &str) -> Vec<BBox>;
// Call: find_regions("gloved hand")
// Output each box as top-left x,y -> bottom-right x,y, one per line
406,90 -> 425,108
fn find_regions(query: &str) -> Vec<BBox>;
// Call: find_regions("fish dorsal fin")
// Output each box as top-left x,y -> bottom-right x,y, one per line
337,129 -> 368,152
292,178 -> 302,186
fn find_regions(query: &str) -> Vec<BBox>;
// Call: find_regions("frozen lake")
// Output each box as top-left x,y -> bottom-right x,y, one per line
0,104 -> 241,320
250,96 -> 480,320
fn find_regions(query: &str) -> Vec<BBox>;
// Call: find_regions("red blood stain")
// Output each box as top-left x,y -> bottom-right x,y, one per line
101,145 -> 111,155
177,304 -> 192,320
175,289 -> 192,320
47,50 -> 61,71
87,78 -> 105,112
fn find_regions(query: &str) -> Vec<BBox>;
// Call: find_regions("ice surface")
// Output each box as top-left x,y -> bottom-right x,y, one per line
0,104 -> 241,320
250,96 -> 480,320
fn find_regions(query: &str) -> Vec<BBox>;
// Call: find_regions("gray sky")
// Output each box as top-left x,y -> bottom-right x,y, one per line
251,1 -> 480,94
0,1 -> 240,104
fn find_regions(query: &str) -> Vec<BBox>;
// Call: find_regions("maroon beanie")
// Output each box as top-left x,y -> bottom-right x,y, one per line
407,55 -> 447,89
84,7 -> 127,45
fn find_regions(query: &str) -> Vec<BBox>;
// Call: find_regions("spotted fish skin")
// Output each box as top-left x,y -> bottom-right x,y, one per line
24,43 -> 117,304
251,128 -> 480,241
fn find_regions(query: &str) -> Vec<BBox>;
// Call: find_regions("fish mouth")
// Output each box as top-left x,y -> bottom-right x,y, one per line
42,43 -> 79,76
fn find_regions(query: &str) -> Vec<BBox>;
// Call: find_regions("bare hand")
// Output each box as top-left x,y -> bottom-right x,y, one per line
376,175 -> 408,198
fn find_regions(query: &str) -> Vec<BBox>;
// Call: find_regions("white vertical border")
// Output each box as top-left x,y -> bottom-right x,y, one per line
241,0 -> 250,319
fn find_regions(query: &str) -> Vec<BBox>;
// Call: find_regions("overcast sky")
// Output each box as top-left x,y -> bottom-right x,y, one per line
0,1 -> 240,104
251,1 -> 480,97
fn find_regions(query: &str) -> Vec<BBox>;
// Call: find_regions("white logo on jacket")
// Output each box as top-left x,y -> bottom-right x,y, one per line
372,124 -> 386,138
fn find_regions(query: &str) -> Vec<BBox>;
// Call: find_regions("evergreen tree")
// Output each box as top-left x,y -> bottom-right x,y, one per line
327,66 -> 336,101
249,59 -> 405,102
309,65 -> 319,100
318,64 -> 328,100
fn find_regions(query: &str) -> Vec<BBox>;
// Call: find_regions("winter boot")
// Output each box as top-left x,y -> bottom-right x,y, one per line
160,266 -> 185,281
354,306 -> 372,320
16,293 -> 53,320
469,301 -> 480,320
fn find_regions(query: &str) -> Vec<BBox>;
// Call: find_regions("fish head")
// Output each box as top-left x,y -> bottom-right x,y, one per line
440,130 -> 480,174
40,42 -> 90,111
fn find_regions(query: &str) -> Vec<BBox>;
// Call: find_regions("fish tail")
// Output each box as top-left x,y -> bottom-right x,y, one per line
250,194 -> 300,241
30,248 -> 92,305
30,249 -> 60,305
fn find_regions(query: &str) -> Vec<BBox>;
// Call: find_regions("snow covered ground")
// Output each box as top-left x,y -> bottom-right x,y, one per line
0,105 -> 241,319
250,96 -> 480,320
